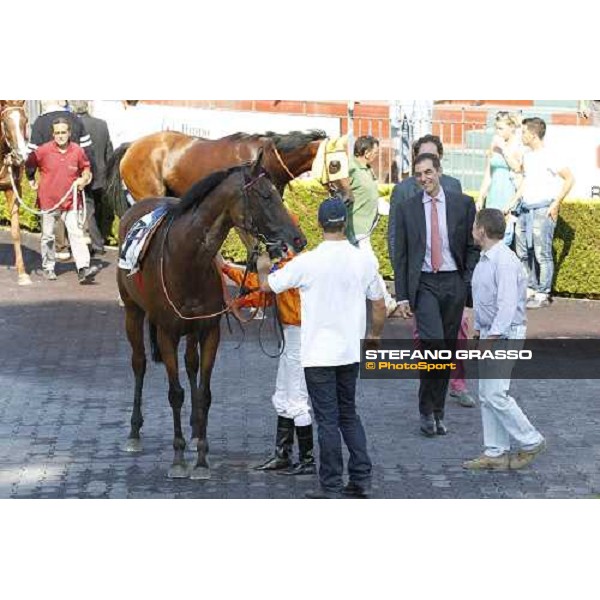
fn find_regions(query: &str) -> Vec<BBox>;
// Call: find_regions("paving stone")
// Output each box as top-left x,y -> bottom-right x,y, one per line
1,229 -> 600,499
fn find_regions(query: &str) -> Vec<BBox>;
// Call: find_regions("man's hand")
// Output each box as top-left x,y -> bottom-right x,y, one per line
547,201 -> 560,222
75,177 -> 88,191
478,334 -> 500,352
28,179 -> 38,191
364,335 -> 381,351
397,300 -> 413,319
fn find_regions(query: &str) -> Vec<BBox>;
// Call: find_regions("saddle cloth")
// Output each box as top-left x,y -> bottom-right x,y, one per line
118,205 -> 169,275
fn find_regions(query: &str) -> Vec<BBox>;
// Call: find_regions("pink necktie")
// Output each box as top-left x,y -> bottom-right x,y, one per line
430,198 -> 442,273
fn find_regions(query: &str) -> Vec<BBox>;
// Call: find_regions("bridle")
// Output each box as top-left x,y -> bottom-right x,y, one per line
159,169 -> 287,321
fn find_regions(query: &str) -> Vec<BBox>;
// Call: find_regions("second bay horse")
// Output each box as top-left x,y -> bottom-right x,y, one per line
117,147 -> 306,480
105,129 -> 352,218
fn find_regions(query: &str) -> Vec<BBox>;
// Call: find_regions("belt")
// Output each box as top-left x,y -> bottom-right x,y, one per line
520,201 -> 552,249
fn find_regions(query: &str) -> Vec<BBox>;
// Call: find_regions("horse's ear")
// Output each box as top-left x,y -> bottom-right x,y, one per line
251,147 -> 265,176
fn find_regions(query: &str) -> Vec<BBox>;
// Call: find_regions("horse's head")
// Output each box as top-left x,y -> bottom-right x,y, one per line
0,101 -> 29,166
310,135 -> 352,203
232,145 -> 307,259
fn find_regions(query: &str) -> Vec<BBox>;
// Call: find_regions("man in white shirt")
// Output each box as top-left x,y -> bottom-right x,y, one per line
508,117 -> 574,309
257,198 -> 386,499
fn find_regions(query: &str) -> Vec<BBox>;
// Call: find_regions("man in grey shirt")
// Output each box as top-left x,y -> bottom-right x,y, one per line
464,209 -> 546,471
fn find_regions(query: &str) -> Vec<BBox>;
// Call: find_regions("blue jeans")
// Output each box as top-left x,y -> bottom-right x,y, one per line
304,364 -> 372,493
515,206 -> 557,294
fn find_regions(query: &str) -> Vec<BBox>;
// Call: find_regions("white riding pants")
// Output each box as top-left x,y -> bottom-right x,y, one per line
271,325 -> 311,425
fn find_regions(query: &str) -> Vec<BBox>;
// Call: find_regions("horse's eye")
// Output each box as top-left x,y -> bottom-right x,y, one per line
328,160 -> 341,175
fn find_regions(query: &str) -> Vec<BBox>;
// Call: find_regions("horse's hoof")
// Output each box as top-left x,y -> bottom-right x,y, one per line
123,438 -> 143,453
167,463 -> 191,479
18,274 -> 32,286
190,466 -> 211,480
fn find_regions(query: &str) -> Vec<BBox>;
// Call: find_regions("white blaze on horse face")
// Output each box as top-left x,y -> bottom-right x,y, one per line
8,110 -> 28,162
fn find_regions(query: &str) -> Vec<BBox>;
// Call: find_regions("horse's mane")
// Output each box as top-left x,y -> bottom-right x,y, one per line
171,164 -> 247,216
225,130 -> 327,153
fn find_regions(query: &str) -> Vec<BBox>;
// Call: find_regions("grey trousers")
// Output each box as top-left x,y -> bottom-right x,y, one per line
42,210 -> 91,272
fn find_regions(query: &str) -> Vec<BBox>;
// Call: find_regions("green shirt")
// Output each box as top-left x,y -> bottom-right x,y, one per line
346,155 -> 379,243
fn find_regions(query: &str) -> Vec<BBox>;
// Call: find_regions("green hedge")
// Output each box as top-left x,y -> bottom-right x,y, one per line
224,181 -> 600,299
3,178 -> 600,298
552,201 -> 600,298
0,176 -> 40,231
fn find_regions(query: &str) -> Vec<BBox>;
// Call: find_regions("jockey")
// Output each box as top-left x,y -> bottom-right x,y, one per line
218,248 -> 316,477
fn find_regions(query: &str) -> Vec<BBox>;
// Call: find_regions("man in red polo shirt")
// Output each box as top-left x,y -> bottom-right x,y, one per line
27,118 -> 98,283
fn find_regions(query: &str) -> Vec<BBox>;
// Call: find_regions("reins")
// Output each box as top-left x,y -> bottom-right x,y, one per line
271,146 -> 295,181
158,214 -> 234,321
155,171 -> 287,357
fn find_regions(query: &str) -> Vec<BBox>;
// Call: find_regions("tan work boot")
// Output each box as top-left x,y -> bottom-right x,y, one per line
462,453 -> 509,471
509,439 -> 546,470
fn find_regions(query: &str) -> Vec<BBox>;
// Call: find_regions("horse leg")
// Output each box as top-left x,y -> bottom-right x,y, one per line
190,324 -> 220,480
185,333 -> 200,440
157,328 -> 189,479
123,303 -> 146,453
6,188 -> 31,286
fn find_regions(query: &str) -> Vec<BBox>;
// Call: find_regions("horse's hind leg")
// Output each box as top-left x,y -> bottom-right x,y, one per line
157,328 -> 189,479
6,188 -> 31,285
190,324 -> 220,480
124,303 -> 146,453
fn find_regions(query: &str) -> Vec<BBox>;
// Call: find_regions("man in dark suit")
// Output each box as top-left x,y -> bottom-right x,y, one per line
388,134 -> 462,266
71,101 -> 114,253
389,134 -> 476,408
394,153 -> 479,436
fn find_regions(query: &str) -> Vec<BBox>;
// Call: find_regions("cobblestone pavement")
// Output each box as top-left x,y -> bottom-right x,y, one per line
1,229 -> 600,499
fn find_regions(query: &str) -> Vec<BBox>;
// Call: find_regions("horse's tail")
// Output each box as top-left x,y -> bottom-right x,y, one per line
149,322 -> 162,363
104,143 -> 132,218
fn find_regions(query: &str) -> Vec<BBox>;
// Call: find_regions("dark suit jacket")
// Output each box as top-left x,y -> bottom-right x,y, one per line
393,190 -> 479,309
79,114 -> 114,190
388,174 -> 462,266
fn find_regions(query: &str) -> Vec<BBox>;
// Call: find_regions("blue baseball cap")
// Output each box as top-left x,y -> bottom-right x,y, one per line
318,197 -> 347,226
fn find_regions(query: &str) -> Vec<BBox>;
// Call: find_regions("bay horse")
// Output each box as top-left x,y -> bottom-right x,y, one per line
104,129 -> 352,218
0,100 -> 31,285
117,147 -> 306,480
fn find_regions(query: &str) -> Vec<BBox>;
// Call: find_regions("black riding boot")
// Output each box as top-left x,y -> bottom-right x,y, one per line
254,416 -> 294,471
280,424 -> 316,476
